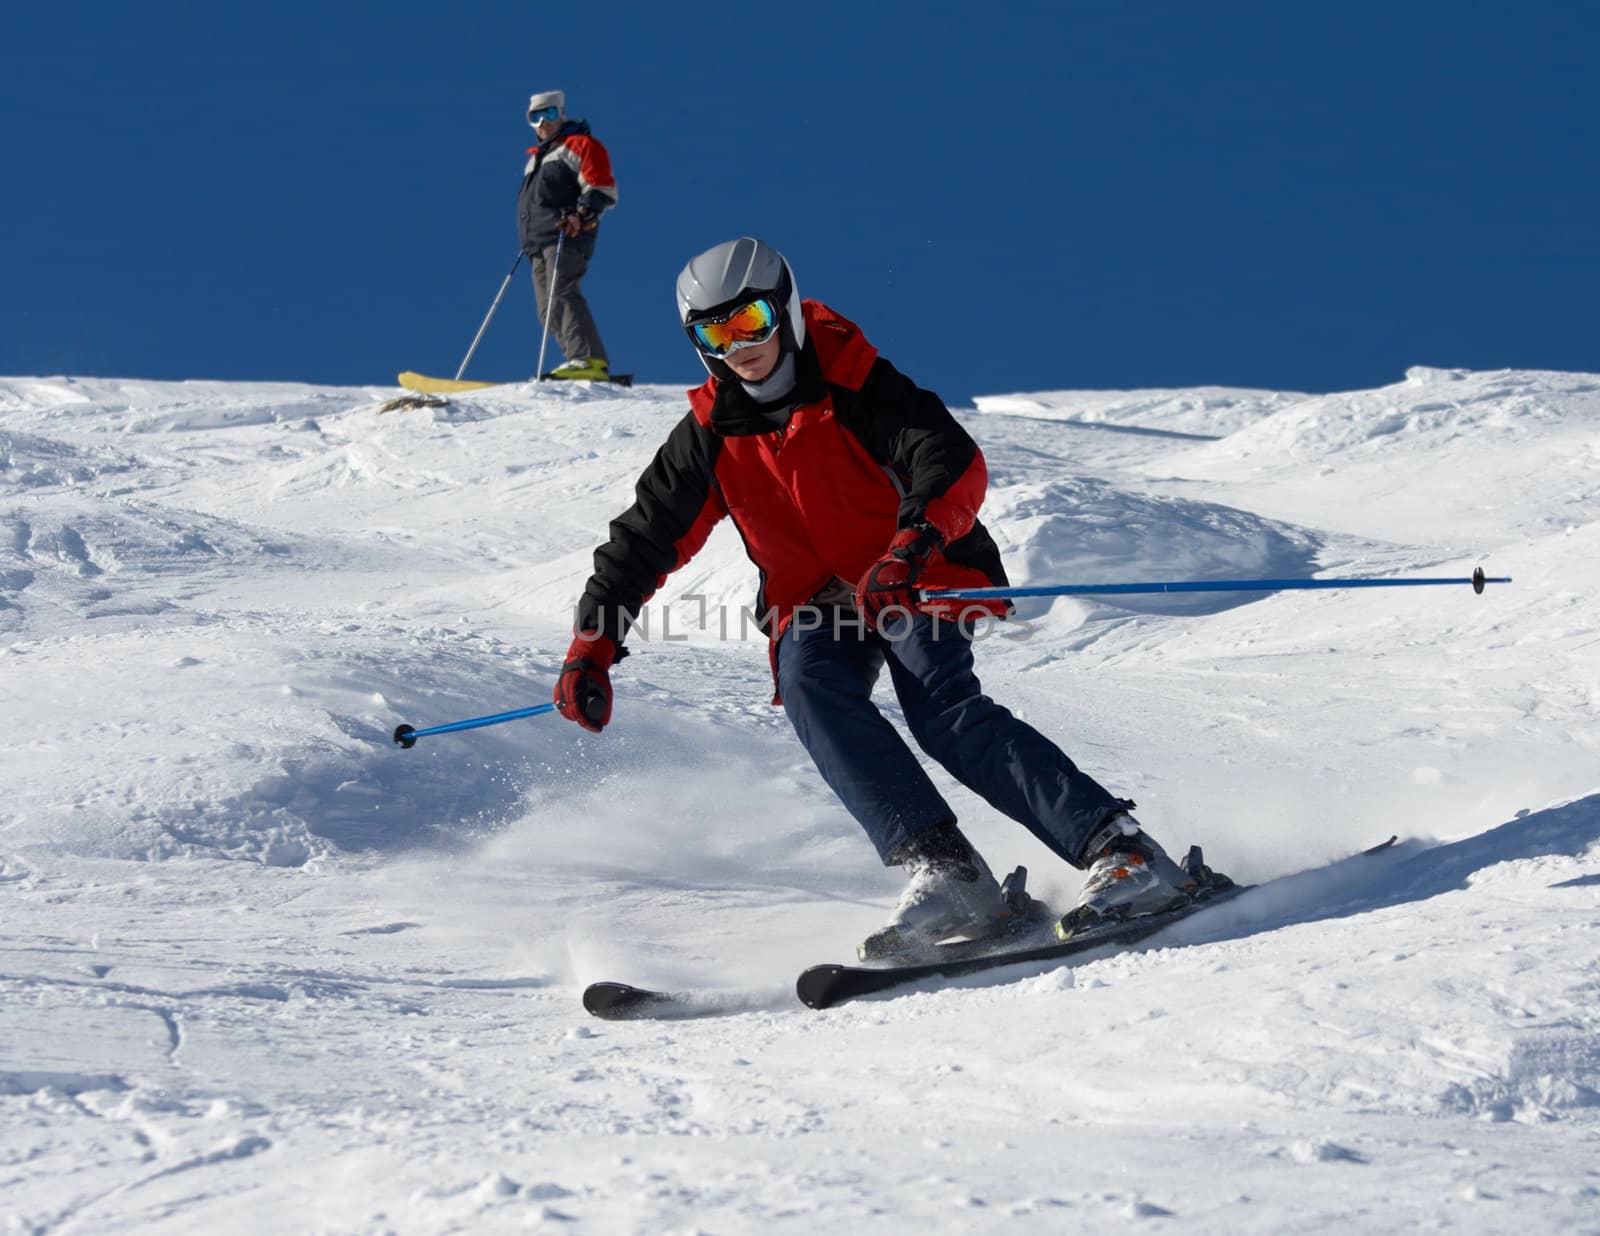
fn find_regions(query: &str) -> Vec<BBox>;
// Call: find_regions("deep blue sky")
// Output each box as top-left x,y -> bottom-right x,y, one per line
3,2 -> 1595,402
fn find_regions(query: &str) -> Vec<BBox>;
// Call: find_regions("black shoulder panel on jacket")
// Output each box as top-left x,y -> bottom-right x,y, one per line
577,412 -> 723,643
830,356 -> 980,527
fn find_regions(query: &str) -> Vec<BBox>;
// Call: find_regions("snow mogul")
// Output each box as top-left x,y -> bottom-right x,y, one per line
554,237 -> 1199,957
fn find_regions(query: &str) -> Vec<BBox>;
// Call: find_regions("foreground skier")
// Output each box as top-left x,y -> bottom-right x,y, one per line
554,237 -> 1198,955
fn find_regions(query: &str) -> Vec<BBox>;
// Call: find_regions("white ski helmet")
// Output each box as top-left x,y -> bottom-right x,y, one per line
676,237 -> 805,379
527,89 -> 565,126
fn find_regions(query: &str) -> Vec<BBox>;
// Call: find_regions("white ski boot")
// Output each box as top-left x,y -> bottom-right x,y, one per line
1059,811 -> 1198,936
859,823 -> 1009,961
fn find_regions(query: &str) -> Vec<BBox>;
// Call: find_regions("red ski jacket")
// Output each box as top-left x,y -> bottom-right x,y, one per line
575,301 -> 1008,649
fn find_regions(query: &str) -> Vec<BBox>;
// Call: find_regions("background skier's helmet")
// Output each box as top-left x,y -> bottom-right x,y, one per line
527,89 -> 565,128
676,237 -> 805,379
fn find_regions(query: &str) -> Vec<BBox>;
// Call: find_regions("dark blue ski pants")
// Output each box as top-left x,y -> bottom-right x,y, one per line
776,611 -> 1125,866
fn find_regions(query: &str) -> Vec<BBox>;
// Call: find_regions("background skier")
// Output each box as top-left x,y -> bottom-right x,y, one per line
553,237 -> 1197,954
517,89 -> 616,381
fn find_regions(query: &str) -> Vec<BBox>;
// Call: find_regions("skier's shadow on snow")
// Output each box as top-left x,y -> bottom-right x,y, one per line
1358,794 -> 1600,903
903,795 -> 1600,1001
1048,422 -> 1221,442
1173,792 -> 1600,949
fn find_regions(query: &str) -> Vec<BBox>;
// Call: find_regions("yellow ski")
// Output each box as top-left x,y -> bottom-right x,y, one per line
384,370 -> 634,411
396,371 -> 508,394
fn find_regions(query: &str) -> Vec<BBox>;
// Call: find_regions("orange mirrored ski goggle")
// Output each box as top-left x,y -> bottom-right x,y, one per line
689,297 -> 780,357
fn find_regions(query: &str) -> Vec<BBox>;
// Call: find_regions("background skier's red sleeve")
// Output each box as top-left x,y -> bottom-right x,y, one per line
564,135 -> 617,207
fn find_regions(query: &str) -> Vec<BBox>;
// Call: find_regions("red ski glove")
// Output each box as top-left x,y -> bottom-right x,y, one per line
854,524 -> 945,633
553,632 -> 623,733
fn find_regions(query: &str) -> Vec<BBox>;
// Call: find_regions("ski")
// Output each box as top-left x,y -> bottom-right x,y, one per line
794,836 -> 1398,1011
582,981 -> 682,1020
395,371 -> 501,394
393,370 -> 635,395
796,883 -> 1242,1010
581,837 -> 1399,1020
539,369 -> 634,387
581,981 -> 734,1021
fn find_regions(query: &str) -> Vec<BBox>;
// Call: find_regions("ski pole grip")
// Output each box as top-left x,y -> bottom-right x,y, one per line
581,690 -> 608,727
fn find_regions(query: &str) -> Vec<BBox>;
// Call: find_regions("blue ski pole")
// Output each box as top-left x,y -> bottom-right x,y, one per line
922,565 -> 1509,603
393,690 -> 603,749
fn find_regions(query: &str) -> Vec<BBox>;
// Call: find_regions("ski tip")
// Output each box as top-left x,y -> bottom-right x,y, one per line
582,981 -> 642,1016
795,964 -> 847,1010
583,981 -> 672,1020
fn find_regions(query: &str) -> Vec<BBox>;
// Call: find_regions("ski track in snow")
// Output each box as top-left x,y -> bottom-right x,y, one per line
2,368 -> 1598,1233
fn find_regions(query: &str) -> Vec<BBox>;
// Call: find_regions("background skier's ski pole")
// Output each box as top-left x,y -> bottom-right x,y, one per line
923,566 -> 1509,602
535,231 -> 565,379
393,688 -> 604,748
454,252 -> 524,382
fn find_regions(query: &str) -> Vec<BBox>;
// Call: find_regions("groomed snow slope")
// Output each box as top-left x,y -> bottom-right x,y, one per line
2,366 -> 1597,1233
